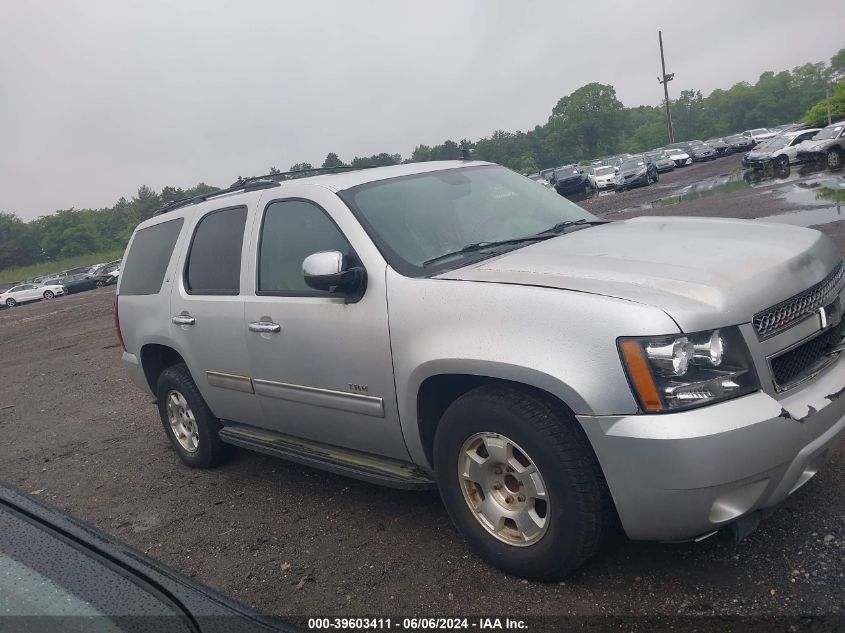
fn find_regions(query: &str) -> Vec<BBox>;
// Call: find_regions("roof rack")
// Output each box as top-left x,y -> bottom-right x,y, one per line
154,154 -> 476,215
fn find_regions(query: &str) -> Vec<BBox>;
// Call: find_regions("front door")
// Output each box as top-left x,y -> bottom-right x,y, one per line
243,196 -> 408,461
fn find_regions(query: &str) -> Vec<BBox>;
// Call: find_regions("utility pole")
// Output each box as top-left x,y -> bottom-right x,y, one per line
827,86 -> 832,125
657,31 -> 675,144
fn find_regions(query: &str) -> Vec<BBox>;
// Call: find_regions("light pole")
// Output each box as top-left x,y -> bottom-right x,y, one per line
658,31 -> 675,144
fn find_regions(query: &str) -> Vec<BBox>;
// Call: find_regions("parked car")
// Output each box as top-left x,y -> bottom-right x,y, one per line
54,272 -> 101,294
741,128 -> 777,145
614,155 -> 659,190
117,159 -> 845,580
0,485 -> 287,632
742,129 -> 821,169
587,165 -> 618,189
662,146 -> 693,167
551,164 -> 592,195
92,263 -> 121,286
666,142 -> 714,162
644,151 -> 676,173
1,282 -> 65,307
688,141 -> 717,161
704,138 -> 730,156
724,134 -> 755,153
796,122 -> 845,168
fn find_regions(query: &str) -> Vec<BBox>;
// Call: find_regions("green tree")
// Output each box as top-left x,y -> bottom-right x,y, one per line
321,153 -> 345,168
804,84 -> 845,127
545,83 -> 624,162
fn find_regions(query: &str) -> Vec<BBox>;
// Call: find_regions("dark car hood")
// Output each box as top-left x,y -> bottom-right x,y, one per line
437,216 -> 841,332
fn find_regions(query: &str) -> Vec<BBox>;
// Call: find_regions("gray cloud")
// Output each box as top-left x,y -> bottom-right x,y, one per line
1,0 -> 842,219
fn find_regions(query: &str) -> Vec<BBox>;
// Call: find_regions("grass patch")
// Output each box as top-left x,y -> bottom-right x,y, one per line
0,249 -> 125,283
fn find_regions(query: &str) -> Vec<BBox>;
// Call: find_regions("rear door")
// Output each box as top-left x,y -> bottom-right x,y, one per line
168,204 -> 263,426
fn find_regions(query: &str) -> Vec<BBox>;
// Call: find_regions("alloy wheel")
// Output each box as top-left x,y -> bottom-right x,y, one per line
165,390 -> 200,453
457,432 -> 549,547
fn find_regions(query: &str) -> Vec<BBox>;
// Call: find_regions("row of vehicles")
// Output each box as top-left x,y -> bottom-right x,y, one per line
743,121 -> 845,169
1,260 -> 121,308
527,122 -> 838,197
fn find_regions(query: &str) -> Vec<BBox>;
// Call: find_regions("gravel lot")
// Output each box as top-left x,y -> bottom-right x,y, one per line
1,154 -> 844,625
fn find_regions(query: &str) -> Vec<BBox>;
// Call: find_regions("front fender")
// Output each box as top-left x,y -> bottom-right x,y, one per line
386,270 -> 680,467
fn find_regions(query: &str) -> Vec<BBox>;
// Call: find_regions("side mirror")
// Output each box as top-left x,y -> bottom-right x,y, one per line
302,251 -> 366,296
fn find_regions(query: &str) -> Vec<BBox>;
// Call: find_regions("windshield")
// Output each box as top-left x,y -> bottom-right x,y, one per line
594,166 -> 615,176
760,136 -> 790,150
816,124 -> 844,140
619,158 -> 645,170
340,165 -> 599,275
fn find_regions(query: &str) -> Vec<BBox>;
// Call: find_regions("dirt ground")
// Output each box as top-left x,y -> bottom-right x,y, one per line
1,154 -> 844,623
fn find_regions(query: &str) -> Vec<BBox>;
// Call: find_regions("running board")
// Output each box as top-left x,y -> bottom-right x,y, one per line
218,423 -> 435,490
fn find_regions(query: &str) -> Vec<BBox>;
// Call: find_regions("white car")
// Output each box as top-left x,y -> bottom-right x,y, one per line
742,128 -> 777,145
742,129 -> 821,168
588,165 -> 617,189
1,283 -> 65,307
664,147 -> 692,167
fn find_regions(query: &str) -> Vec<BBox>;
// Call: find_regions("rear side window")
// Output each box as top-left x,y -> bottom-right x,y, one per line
185,206 -> 247,295
120,218 -> 184,296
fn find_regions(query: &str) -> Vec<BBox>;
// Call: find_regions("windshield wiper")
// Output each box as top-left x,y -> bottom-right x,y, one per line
537,218 -> 610,235
422,236 -> 551,267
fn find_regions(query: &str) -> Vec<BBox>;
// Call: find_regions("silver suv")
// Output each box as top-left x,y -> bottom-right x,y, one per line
117,160 -> 845,579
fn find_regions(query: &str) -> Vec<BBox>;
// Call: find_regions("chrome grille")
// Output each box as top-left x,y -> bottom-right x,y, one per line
753,262 -> 845,339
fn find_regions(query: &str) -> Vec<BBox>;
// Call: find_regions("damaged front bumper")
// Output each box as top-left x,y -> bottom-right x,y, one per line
577,356 -> 845,541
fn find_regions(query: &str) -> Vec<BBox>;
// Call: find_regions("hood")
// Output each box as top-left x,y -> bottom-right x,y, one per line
617,165 -> 646,176
437,216 -> 840,333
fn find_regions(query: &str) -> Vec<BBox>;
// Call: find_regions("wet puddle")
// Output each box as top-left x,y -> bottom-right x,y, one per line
760,178 -> 845,227
610,163 -> 845,224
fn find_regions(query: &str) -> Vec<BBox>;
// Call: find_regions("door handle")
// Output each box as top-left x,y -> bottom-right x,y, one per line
171,314 -> 196,326
248,321 -> 281,334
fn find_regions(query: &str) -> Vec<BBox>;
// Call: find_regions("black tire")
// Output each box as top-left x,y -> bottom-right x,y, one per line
654,170 -> 659,183
156,363 -> 234,468
828,148 -> 842,169
5,298 -> 15,308
43,290 -> 54,300
776,154 -> 789,169
433,384 -> 610,580
95,280 -> 104,288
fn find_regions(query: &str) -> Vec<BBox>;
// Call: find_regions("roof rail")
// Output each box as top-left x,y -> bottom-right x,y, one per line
154,179 -> 280,215
153,164 -> 383,216
154,156 -> 475,216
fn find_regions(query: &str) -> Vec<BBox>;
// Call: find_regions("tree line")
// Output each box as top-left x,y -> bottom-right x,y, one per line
1,47 -> 843,272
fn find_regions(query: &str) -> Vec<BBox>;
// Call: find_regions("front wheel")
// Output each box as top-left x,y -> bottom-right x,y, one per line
777,154 -> 789,169
94,280 -> 105,288
828,149 -> 842,169
156,363 -> 234,468
434,385 -> 609,580
43,290 -> 54,300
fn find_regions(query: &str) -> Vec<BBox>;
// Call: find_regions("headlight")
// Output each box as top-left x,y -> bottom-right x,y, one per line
618,327 -> 758,412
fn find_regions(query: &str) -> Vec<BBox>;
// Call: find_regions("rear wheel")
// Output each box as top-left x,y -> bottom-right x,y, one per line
5,298 -> 15,308
434,385 -> 609,580
43,290 -> 54,300
156,363 -> 234,468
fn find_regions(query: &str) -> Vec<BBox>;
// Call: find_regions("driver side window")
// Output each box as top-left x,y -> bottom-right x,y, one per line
258,200 -> 353,297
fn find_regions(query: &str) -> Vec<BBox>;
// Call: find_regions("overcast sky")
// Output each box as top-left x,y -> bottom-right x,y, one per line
1,0 -> 843,219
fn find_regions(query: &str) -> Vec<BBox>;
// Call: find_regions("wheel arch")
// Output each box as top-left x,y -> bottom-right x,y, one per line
140,343 -> 187,394
410,361 -> 591,468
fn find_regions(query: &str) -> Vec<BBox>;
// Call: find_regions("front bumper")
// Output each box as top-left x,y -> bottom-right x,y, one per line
578,357 -> 845,541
